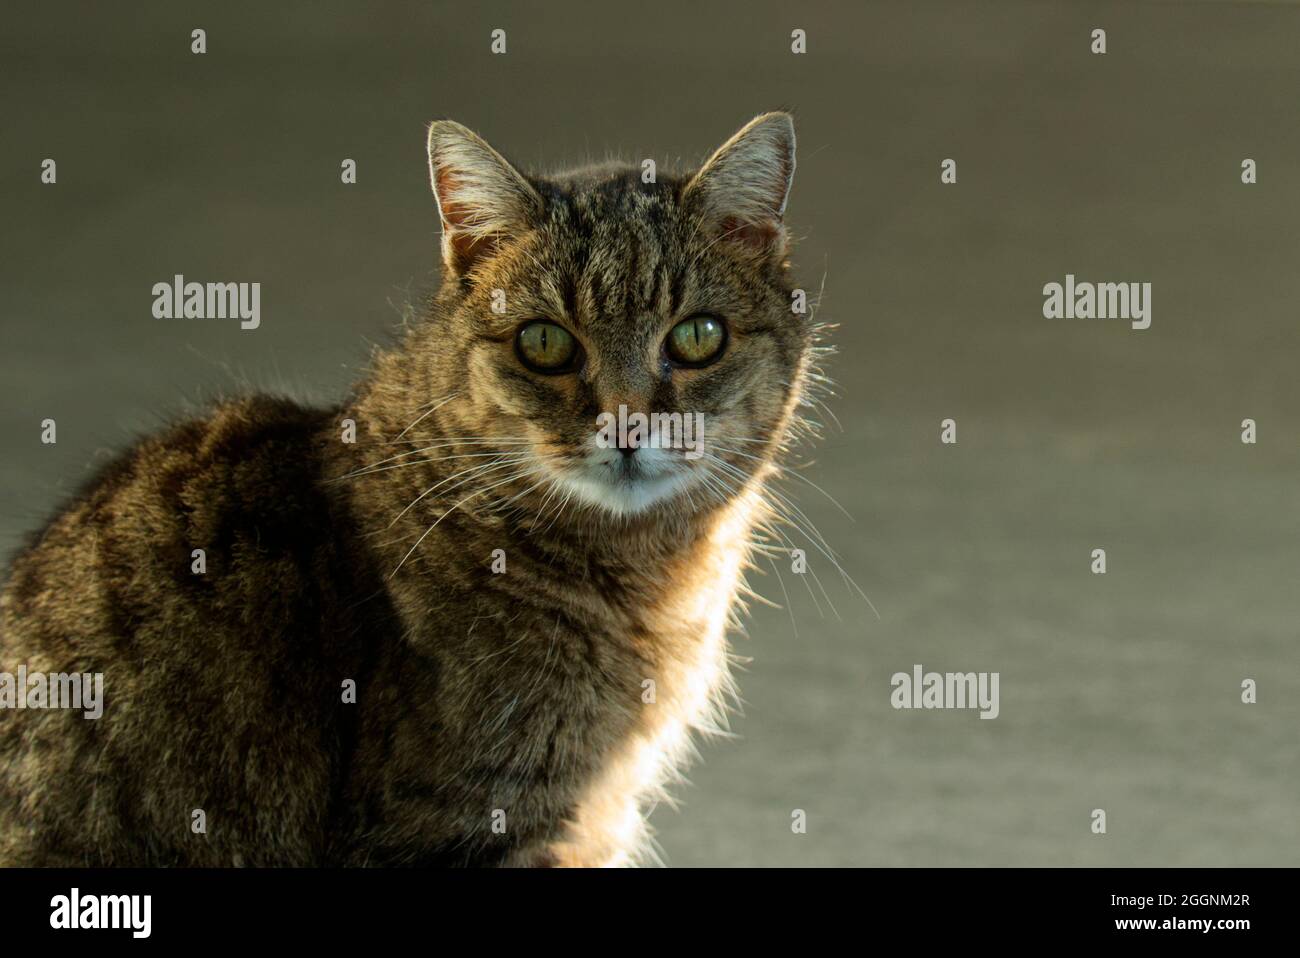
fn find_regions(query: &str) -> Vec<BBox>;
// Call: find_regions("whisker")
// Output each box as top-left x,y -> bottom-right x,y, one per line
346,450 -> 534,483
712,444 -> 854,520
386,455 -> 538,529
704,452 -> 876,619
702,462 -> 826,618
331,439 -> 536,482
394,392 -> 460,440
389,465 -> 551,579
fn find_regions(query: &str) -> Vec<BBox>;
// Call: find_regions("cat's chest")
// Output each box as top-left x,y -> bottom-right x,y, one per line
437,542 -> 742,795
378,500 -> 757,858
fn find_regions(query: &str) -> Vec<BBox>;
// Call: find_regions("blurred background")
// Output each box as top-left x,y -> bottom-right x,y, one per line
2,0 -> 1297,865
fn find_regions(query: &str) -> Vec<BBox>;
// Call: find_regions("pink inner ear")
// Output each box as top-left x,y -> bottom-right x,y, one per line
435,168 -> 475,229
436,167 -> 498,269
717,215 -> 782,250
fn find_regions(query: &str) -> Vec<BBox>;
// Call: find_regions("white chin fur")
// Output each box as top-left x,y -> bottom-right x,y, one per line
555,446 -> 700,517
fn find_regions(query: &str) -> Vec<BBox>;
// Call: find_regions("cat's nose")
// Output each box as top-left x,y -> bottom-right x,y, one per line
615,428 -> 642,456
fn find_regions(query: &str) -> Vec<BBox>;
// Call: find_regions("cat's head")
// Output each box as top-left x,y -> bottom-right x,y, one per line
419,114 -> 812,521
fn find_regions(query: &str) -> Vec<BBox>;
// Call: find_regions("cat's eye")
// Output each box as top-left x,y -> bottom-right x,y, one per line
665,315 -> 727,367
516,321 -> 579,373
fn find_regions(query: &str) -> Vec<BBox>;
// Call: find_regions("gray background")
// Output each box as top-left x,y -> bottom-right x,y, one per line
2,0 -> 1297,865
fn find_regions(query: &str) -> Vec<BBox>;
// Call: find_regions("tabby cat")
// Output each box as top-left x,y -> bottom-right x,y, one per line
0,112 -> 816,866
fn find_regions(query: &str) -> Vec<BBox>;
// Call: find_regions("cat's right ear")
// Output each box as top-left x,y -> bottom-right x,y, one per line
683,112 -> 796,260
426,120 -> 542,277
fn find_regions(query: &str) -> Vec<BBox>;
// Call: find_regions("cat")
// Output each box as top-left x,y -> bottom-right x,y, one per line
0,112 -> 818,866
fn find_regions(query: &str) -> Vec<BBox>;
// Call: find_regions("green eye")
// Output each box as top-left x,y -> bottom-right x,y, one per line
666,315 -> 726,367
516,321 -> 578,372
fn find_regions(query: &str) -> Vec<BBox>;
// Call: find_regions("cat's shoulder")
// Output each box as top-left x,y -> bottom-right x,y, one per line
14,394 -> 339,560
96,392 -> 334,497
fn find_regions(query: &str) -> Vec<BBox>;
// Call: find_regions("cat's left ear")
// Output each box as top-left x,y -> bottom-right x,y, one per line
426,120 -> 543,277
684,112 -> 796,257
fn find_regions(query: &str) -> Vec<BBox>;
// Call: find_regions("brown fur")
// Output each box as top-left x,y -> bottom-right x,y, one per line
0,114 -> 816,866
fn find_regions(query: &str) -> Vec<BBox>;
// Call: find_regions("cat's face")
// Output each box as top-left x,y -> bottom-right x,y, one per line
423,115 -> 810,520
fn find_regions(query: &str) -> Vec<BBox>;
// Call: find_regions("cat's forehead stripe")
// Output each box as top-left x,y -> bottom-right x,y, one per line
536,170 -> 689,325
